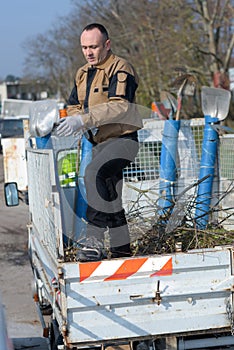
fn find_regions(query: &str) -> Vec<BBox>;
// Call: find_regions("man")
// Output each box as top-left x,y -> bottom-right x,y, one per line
56,23 -> 142,261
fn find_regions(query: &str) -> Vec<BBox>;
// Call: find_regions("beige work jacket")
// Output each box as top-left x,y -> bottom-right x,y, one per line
67,51 -> 142,143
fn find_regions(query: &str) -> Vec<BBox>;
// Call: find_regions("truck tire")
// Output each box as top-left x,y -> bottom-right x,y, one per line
31,269 -> 52,315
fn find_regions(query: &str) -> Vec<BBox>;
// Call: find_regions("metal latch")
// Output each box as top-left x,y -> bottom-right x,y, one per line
153,280 -> 161,305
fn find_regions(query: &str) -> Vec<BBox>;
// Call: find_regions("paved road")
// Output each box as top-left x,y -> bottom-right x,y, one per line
0,153 -> 49,350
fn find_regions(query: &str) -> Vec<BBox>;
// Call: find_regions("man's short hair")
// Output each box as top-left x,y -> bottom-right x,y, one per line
82,23 -> 109,41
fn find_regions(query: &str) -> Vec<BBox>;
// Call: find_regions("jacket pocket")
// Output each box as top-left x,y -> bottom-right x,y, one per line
116,72 -> 127,96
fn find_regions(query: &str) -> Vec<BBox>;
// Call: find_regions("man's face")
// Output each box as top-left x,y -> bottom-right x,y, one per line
80,28 -> 111,66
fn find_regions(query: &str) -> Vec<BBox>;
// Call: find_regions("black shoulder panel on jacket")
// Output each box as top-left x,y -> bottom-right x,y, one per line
68,81 -> 79,105
108,71 -> 138,103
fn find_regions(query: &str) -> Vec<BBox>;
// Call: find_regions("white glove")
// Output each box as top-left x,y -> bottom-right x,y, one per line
55,115 -> 84,136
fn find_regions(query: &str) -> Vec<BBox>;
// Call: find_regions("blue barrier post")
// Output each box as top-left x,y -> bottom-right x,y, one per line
74,136 -> 92,240
158,120 -> 180,222
195,115 -> 219,229
35,133 -> 52,149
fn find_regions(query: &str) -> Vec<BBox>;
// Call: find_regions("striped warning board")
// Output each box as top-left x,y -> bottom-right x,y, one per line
79,256 -> 172,283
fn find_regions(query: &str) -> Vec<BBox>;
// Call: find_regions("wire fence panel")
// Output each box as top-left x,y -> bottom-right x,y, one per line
219,135 -> 234,229
123,118 -> 234,232
27,135 -> 81,260
27,119 -> 234,253
123,118 -> 205,229
27,149 -> 60,262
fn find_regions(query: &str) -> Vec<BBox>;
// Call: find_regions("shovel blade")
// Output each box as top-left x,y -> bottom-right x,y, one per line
201,86 -> 231,121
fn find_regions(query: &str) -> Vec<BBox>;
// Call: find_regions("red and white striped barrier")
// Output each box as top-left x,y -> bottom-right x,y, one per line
79,256 -> 173,283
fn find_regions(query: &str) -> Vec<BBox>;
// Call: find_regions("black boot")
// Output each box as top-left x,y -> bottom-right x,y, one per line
109,225 -> 132,258
76,236 -> 106,262
110,243 -> 132,258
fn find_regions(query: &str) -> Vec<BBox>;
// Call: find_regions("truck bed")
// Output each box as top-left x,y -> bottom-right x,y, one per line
26,144 -> 234,349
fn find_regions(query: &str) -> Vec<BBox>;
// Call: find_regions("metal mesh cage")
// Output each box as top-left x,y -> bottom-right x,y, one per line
123,119 -> 205,227
27,150 -> 59,260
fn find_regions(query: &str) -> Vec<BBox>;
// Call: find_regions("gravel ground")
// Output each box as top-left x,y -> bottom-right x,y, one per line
0,153 -> 49,349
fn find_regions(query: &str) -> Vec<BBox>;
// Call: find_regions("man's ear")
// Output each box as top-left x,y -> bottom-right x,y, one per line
106,39 -> 111,51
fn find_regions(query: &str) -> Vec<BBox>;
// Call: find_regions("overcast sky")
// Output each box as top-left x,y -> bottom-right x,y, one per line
0,0 -> 73,79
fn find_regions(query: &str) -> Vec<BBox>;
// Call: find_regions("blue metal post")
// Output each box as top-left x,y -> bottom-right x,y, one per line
158,120 -> 180,221
74,136 -> 92,240
195,115 -> 219,229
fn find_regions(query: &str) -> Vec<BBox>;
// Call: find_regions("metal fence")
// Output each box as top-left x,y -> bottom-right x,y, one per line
122,118 -> 206,229
35,118 -> 234,238
219,135 -> 234,229
27,149 -> 59,260
26,116 -> 234,260
27,138 -> 80,259
124,119 -> 204,183
122,118 -> 234,231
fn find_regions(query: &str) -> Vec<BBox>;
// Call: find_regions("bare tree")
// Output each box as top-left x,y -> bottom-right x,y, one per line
22,5 -> 86,101
22,0 -> 233,108
193,0 -> 234,79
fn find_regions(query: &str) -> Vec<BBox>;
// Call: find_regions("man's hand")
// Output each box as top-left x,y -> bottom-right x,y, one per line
55,115 -> 84,136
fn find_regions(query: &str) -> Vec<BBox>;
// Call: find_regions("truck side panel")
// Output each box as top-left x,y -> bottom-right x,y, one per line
62,249 -> 233,345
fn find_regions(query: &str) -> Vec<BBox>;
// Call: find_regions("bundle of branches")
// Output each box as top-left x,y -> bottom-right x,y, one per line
131,224 -> 234,256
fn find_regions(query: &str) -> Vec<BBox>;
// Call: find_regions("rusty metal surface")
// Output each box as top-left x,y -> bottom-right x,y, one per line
2,138 -> 27,191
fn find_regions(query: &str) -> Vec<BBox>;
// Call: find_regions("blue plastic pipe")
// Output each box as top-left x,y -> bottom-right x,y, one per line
35,133 -> 52,149
158,120 -> 180,221
195,115 -> 219,229
74,135 -> 92,240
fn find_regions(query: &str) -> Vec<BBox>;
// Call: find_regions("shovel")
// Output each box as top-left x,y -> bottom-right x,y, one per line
151,101 -> 171,120
195,86 -> 231,229
174,74 -> 197,120
160,91 -> 178,119
201,86 -> 231,121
